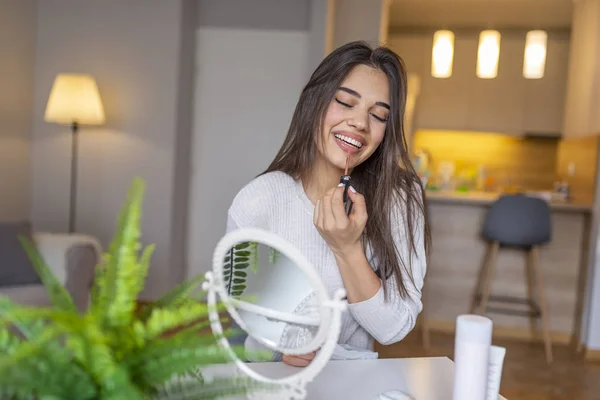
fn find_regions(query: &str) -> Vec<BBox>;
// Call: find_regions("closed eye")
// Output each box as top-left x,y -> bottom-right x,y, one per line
335,98 -> 352,108
371,113 -> 388,123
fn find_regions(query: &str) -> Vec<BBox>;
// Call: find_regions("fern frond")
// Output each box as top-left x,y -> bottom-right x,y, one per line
131,343 -> 246,390
139,273 -> 206,321
249,241 -> 259,273
228,242 -> 259,298
92,176 -> 148,328
18,236 -> 77,313
144,301 -> 227,340
0,325 -> 62,369
153,375 -> 278,400
224,247 -> 234,295
269,247 -> 280,264
0,327 -> 22,354
0,347 -> 98,400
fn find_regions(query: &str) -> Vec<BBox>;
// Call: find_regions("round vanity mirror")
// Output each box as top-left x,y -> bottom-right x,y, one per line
221,240 -> 321,358
202,228 -> 347,399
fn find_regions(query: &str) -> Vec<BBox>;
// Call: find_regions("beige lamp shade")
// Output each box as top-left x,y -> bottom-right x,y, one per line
44,73 -> 105,125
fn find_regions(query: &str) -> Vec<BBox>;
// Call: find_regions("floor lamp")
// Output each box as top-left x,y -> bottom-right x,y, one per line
44,73 -> 105,233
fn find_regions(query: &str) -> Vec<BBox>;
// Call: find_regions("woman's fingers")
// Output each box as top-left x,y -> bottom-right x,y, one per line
282,352 -> 316,367
331,185 -> 349,227
347,186 -> 368,226
322,188 -> 335,230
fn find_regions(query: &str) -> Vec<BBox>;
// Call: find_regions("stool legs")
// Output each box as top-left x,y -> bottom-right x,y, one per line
471,242 -> 553,364
530,246 -> 553,364
472,241 -> 500,314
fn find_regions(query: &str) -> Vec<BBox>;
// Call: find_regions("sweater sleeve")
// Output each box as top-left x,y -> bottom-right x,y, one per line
226,176 -> 274,233
346,191 -> 428,345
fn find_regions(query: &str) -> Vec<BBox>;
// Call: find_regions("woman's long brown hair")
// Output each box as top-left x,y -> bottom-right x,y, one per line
262,41 -> 431,300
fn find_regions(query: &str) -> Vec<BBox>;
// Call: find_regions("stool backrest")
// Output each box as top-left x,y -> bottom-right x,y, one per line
482,194 -> 551,246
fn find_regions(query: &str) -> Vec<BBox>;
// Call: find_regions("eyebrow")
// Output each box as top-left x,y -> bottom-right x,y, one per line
338,86 -> 390,110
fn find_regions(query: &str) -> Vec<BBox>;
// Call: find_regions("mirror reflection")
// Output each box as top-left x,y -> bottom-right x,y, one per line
221,241 -> 322,364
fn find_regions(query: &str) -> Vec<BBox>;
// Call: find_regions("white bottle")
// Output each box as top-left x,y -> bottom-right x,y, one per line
452,314 -> 493,400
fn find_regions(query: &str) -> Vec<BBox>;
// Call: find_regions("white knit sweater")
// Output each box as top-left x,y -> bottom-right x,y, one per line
226,171 -> 427,355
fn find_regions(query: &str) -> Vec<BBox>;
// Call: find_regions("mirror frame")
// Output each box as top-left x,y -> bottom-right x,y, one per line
202,227 -> 348,398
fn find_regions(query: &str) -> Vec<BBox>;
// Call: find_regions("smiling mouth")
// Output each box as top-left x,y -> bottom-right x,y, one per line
334,133 -> 363,149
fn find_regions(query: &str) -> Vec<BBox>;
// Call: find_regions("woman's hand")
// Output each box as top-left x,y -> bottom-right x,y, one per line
282,351 -> 317,367
314,184 -> 368,256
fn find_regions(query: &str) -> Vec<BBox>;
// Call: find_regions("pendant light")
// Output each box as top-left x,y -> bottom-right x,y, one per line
476,30 -> 501,79
431,30 -> 455,78
523,30 -> 548,79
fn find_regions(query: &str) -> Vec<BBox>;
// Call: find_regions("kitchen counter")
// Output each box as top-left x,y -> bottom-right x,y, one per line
422,190 -> 592,346
426,190 -> 593,213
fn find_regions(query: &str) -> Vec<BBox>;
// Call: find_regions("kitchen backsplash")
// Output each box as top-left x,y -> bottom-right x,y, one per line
412,129 -> 560,192
556,135 -> 598,202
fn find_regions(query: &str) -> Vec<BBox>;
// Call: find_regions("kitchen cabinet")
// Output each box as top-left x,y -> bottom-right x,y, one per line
389,32 -> 570,136
466,35 -> 527,134
562,0 -> 600,138
522,35 -> 570,136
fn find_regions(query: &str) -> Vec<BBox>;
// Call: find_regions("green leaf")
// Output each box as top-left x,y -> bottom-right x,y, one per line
139,274 -> 206,321
233,263 -> 249,269
92,177 -> 149,328
145,302 -> 219,340
152,376 -> 278,400
133,345 -> 245,389
249,242 -> 259,273
18,236 -> 77,313
233,271 -> 247,277
269,248 -> 280,264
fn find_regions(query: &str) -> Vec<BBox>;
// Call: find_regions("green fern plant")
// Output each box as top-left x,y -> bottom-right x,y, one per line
223,243 -> 282,299
223,242 -> 255,298
0,177 -> 273,399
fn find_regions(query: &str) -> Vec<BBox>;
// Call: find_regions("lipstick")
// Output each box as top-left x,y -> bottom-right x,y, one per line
340,151 -> 353,215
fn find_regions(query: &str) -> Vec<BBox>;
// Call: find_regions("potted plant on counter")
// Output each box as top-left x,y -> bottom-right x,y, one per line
0,177 -> 270,399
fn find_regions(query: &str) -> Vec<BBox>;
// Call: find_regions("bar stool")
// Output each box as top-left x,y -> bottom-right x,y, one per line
470,194 -> 553,364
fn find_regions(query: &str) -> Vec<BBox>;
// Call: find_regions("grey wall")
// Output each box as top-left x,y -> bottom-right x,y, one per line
187,0 -> 312,278
31,0 -> 195,299
0,0 -> 37,221
308,0 -> 332,72
197,0 -> 309,31
333,0 -> 386,49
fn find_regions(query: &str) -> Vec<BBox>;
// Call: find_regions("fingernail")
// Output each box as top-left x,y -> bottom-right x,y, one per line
350,186 -> 357,193
338,183 -> 344,187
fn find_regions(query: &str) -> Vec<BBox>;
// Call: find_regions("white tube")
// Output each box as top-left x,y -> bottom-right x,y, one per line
487,345 -> 506,400
452,314 -> 493,400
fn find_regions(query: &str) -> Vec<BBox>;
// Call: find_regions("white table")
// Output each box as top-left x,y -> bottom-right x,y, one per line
220,357 -> 508,399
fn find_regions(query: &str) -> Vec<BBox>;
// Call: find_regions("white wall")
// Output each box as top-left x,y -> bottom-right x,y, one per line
583,139 -> 600,350
186,27 -> 310,277
0,0 -> 37,221
31,0 -> 195,299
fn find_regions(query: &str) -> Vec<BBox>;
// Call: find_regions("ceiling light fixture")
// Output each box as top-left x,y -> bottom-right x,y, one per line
432,30 -> 455,78
477,30 -> 501,79
523,30 -> 548,79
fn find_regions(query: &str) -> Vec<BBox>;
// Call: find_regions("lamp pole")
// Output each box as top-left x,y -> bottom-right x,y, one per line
69,121 -> 79,233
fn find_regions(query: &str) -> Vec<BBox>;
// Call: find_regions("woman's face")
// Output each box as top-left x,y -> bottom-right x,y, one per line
316,64 -> 391,173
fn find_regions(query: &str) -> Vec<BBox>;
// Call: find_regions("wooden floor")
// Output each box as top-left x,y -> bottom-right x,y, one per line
375,329 -> 600,400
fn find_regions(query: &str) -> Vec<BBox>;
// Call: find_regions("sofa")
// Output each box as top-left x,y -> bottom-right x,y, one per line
0,221 -> 102,311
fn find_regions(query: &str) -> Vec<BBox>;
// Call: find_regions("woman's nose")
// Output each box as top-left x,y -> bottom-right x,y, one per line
348,110 -> 368,131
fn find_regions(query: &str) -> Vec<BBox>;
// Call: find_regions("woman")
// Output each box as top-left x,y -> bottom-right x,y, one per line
226,40 -> 430,367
